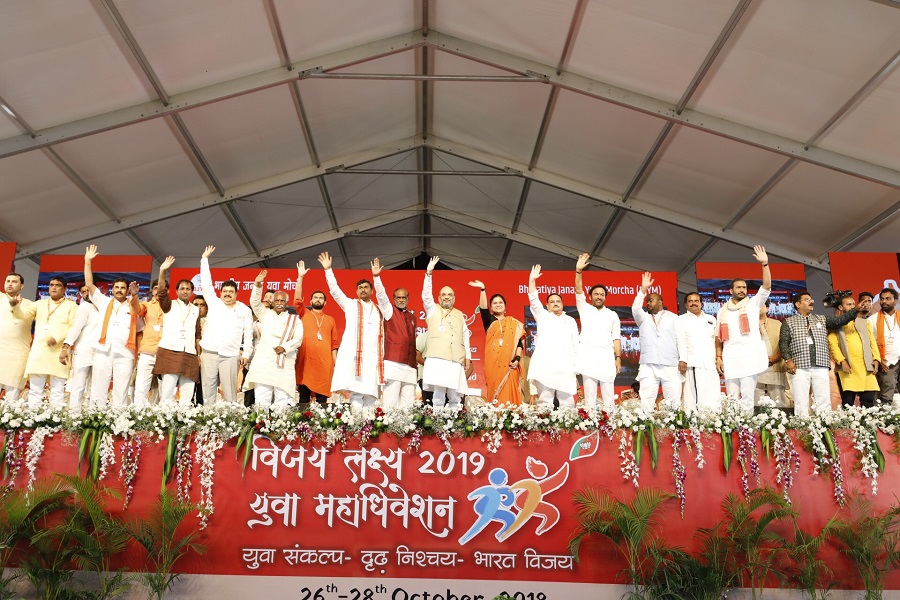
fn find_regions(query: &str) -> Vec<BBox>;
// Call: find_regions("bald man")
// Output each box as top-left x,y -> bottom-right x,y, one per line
421,256 -> 471,408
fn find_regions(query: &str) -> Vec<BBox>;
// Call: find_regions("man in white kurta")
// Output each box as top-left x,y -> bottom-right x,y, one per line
84,245 -> 143,409
715,245 -> 772,414
319,252 -> 391,410
676,292 -> 720,411
244,272 -> 303,409
527,265 -> 579,410
422,256 -> 471,408
1,273 -> 35,403
25,276 -> 77,409
199,246 -> 254,404
61,285 -> 101,411
631,272 -> 681,412
574,254 -> 621,412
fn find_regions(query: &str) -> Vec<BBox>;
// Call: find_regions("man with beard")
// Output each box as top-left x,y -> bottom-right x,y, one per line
293,260 -> 338,406
133,256 -> 174,406
153,267 -> 202,405
245,270 -> 303,408
857,291 -> 875,319
676,292 -> 720,411
779,292 -> 858,417
715,245 -> 771,414
60,285 -> 102,410
199,246 -> 254,404
574,253 -> 621,412
24,276 -> 77,408
421,256 -> 471,408
631,271 -> 680,411
319,252 -> 391,410
829,295 -> 880,408
84,244 -> 142,408
527,265 -> 579,410
373,258 -> 418,409
1,273 -> 35,403
870,287 -> 900,402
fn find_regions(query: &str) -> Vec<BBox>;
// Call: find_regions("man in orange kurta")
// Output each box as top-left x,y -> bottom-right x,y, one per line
293,261 -> 339,404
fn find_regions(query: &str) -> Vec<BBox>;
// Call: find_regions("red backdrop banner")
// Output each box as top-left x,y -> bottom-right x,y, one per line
0,241 -> 16,276
829,252 -> 900,298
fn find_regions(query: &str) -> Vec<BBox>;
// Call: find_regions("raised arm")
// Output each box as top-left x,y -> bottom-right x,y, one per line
156,255 -> 175,313
753,245 -> 771,291
84,245 -> 99,295
293,260 -> 308,312
200,245 -> 222,306
575,253 -> 589,299
319,252 -> 348,310
468,279 -> 487,310
371,258 -> 393,319
528,265 -> 545,316
128,282 -> 141,314
250,270 -> 267,320
422,256 -> 439,318
631,272 -> 653,325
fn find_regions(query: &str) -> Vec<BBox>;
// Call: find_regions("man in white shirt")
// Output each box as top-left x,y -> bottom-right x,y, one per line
527,265 -> 579,410
84,245 -> 142,408
574,253 -> 621,412
631,272 -> 680,412
318,252 -> 391,410
676,292 -> 720,411
60,285 -> 102,411
870,287 -> 899,402
199,246 -> 253,404
715,245 -> 771,414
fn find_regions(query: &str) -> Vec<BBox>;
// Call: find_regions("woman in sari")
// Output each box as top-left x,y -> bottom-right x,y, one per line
469,280 -> 525,405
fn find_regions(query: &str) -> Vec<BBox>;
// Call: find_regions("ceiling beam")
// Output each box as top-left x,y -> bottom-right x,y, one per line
424,135 -> 830,271
214,211 -> 414,268
425,31 -> 900,190
0,32 -> 424,160
15,137 -> 422,260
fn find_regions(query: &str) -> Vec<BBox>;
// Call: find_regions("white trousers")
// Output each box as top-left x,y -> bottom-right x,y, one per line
91,350 -> 134,408
682,366 -> 721,412
637,364 -> 681,412
200,351 -> 241,404
582,376 -> 615,413
27,375 -> 66,408
349,392 -> 378,411
382,379 -> 416,409
792,367 -> 831,418
133,353 -> 159,406
67,365 -> 92,411
254,385 -> 294,409
534,381 -> 575,410
725,375 -> 757,415
1,385 -> 21,404
431,387 -> 463,408
159,374 -> 196,405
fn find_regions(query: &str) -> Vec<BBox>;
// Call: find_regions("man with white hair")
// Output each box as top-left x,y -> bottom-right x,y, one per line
421,256 -> 471,408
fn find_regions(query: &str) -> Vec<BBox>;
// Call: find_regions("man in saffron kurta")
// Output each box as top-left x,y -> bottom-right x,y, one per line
319,252 -> 391,410
134,256 -> 174,406
25,276 -> 77,409
469,279 -> 524,406
293,261 -> 338,405
1,273 -> 35,403
245,271 -> 304,409
830,295 -> 881,408
84,245 -> 142,408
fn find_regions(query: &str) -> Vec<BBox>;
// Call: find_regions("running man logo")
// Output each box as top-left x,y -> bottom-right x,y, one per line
569,430 -> 600,461
457,457 -> 569,545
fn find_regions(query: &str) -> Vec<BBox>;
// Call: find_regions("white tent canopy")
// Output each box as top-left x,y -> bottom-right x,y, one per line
2,0 -> 899,299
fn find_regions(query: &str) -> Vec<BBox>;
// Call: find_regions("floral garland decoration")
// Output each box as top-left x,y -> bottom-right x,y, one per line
119,436 -> 143,509
24,426 -> 52,492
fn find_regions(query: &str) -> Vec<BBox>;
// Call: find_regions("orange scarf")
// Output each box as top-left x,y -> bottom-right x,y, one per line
98,299 -> 138,355
355,300 -> 384,384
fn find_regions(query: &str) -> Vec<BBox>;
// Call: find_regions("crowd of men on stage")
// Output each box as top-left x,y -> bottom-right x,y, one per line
0,243 -> 897,416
